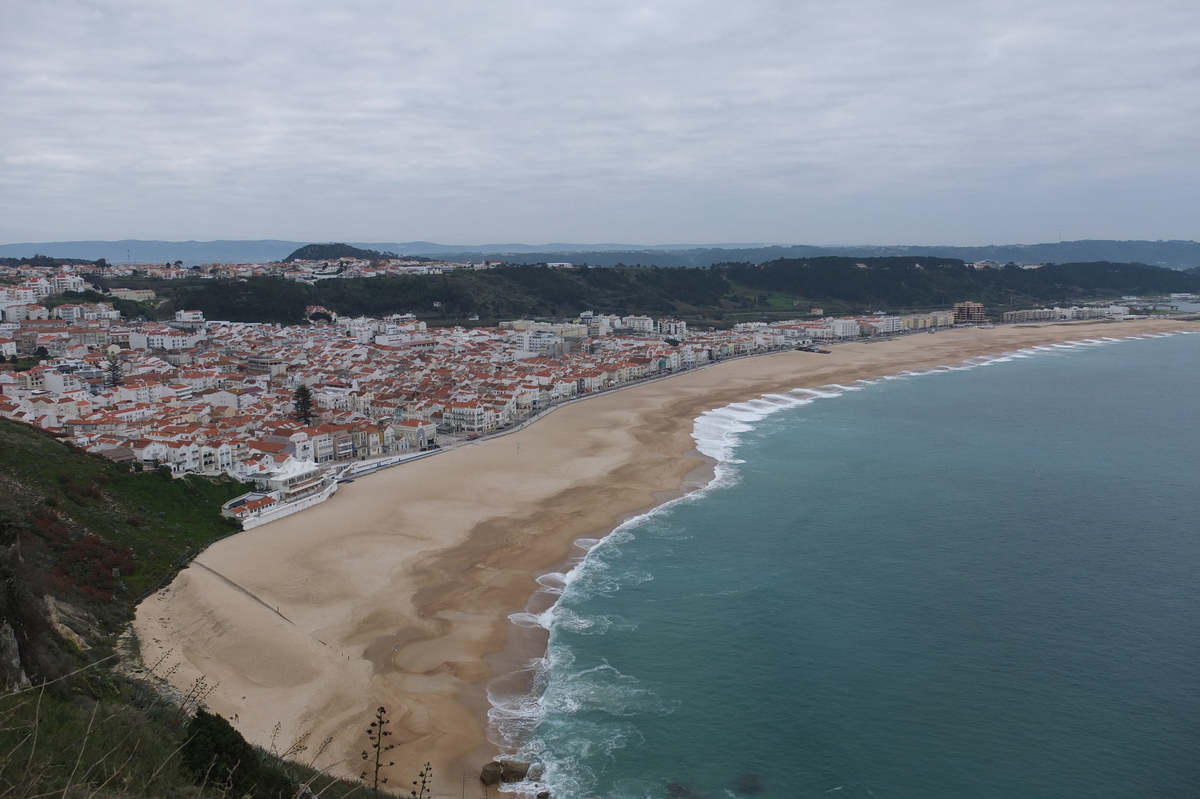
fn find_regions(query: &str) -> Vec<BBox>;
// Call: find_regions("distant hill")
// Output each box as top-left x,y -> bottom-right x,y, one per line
0,238 -> 800,266
823,240 -> 1200,270
371,240 -> 782,254
291,238 -> 1200,270
0,254 -> 104,268
0,239 -> 305,266
394,240 -> 1200,270
282,242 -> 399,262
420,244 -> 833,268
5,239 -> 1200,270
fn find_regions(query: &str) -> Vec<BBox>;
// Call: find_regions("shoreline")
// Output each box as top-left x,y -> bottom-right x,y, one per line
480,450 -> 720,765
131,318 -> 1200,797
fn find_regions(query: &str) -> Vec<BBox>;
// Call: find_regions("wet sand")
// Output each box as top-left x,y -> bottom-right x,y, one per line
132,318 -> 1198,797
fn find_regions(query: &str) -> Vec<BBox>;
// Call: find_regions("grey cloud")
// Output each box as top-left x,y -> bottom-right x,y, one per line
1,0 -> 1197,245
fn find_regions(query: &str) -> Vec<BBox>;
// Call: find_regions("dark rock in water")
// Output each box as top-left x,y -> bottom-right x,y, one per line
666,784 -> 696,797
536,792 -> 551,799
500,760 -> 532,783
736,773 -> 763,793
480,762 -> 503,785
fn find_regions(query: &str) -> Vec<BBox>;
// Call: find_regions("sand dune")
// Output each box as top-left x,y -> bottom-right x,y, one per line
133,318 -> 1198,796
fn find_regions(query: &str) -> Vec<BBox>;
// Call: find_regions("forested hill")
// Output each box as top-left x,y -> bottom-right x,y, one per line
158,264 -> 734,323
718,259 -> 1200,310
282,242 -> 399,262
118,258 -> 1200,324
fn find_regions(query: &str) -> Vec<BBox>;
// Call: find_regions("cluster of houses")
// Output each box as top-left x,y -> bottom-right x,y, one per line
153,257 -> 498,282
0,300 -> 965,483
1,267 -> 90,323
264,256 -> 504,282
3,256 -> 497,284
1,259 -> 1019,524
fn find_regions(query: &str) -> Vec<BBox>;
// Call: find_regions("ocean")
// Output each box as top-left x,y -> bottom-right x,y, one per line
492,330 -> 1200,799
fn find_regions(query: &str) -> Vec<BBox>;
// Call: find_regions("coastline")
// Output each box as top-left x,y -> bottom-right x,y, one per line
131,318 -> 1200,796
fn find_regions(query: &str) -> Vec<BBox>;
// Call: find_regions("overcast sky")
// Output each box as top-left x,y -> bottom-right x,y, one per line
2,0 -> 1197,247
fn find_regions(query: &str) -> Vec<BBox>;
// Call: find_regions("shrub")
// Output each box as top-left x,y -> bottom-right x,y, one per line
181,710 -> 295,799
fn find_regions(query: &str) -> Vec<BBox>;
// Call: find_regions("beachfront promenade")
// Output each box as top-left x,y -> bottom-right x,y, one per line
223,311 -> 1200,528
221,333 -> 898,525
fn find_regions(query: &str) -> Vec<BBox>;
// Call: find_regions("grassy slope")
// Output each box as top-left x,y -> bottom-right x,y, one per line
0,419 -> 393,799
0,419 -> 246,637
0,686 -> 395,799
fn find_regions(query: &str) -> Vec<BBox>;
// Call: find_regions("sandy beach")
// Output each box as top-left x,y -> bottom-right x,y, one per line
132,318 -> 1198,796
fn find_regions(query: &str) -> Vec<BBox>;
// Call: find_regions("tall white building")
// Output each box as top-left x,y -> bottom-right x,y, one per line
827,318 -> 860,338
658,319 -> 688,338
622,316 -> 655,334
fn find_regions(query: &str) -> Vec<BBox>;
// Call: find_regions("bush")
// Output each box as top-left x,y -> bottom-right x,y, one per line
181,710 -> 295,799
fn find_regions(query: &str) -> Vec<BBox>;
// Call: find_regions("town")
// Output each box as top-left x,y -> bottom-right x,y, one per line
0,260 -> 1144,526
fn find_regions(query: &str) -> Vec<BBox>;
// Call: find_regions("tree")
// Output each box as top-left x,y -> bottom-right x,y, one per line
34,346 -> 49,361
292,384 -> 315,426
106,354 -> 123,387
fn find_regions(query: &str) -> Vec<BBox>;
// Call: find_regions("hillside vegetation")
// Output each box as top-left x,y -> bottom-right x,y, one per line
101,259 -> 1200,325
0,418 -> 247,684
0,419 -> 385,799
717,258 -> 1200,310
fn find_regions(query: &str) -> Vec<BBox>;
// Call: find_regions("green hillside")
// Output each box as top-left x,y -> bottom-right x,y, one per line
0,418 -> 247,679
718,258 -> 1200,310
104,258 -> 1200,325
0,419 -> 384,799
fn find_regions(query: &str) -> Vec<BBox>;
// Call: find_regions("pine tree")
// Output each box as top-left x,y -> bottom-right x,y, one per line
106,354 -> 123,387
292,384 -> 315,425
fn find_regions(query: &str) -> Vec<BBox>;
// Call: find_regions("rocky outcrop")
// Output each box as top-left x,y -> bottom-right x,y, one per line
0,621 -> 30,691
480,762 -> 503,786
480,759 -> 533,785
501,760 -> 531,782
44,596 -> 94,650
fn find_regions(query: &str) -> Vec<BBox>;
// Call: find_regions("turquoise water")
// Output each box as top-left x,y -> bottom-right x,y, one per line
493,331 -> 1200,799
